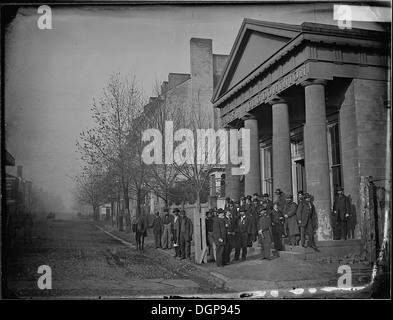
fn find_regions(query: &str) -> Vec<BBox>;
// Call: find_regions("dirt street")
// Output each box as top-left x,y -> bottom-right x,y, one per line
3,219 -> 231,298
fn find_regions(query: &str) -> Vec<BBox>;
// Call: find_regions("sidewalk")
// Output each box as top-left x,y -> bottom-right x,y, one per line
97,221 -> 373,298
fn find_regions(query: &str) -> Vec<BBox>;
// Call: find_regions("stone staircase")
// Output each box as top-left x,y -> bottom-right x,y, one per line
279,239 -> 362,261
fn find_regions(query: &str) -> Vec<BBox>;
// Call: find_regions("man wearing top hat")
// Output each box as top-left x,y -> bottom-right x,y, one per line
223,206 -> 237,265
258,207 -> 273,260
234,207 -> 250,261
172,208 -> 181,258
282,194 -> 300,246
248,197 -> 260,242
333,186 -> 351,240
161,208 -> 174,249
297,193 -> 319,251
213,209 -> 227,267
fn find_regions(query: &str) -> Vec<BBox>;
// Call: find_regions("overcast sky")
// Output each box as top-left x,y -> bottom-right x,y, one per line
4,3 -> 385,212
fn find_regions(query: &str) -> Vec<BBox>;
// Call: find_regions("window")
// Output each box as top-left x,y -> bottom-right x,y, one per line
261,146 -> 273,196
327,120 -> 342,202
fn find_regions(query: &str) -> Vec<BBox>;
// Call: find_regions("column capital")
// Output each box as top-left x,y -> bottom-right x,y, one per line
241,113 -> 257,121
301,79 -> 327,88
268,95 -> 287,105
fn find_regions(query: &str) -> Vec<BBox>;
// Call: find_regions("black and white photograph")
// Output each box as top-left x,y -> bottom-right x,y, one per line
1,0 -> 391,303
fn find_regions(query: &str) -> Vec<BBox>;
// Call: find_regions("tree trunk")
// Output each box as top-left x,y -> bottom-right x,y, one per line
136,188 -> 141,218
111,201 -> 114,227
92,205 -> 97,222
124,184 -> 131,232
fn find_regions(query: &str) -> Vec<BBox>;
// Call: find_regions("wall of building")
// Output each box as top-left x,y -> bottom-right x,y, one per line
340,78 -> 388,238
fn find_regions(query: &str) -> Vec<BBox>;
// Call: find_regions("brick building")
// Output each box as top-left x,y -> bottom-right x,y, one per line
211,19 -> 390,249
141,38 -> 228,214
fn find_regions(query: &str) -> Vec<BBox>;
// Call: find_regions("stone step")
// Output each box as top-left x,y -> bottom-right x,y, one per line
279,251 -> 305,261
284,244 -> 316,254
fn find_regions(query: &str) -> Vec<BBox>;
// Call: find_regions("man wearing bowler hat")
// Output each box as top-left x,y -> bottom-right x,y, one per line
333,186 -> 351,240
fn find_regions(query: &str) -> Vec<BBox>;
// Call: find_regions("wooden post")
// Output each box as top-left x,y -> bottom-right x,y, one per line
193,207 -> 207,264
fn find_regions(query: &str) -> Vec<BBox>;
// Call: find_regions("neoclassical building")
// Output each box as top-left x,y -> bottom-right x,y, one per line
212,20 -> 390,242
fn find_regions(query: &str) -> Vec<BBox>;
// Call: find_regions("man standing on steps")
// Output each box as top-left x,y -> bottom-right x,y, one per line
258,207 -> 273,260
297,193 -> 319,251
274,189 -> 287,236
161,208 -> 174,249
333,186 -> 351,240
282,194 -> 299,246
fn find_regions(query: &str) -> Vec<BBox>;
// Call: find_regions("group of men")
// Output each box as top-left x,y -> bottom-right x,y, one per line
151,208 -> 193,260
205,189 -> 321,267
149,185 -> 354,267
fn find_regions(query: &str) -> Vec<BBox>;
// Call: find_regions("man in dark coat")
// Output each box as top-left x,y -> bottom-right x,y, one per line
234,207 -> 250,261
273,189 -> 287,235
152,211 -> 162,249
247,198 -> 259,242
223,207 -> 237,265
333,186 -> 351,240
282,194 -> 299,246
347,195 -> 357,239
270,203 -> 284,252
213,209 -> 227,267
172,208 -> 181,258
178,210 -> 193,260
205,210 -> 216,262
297,193 -> 319,251
161,208 -> 174,249
258,207 -> 273,260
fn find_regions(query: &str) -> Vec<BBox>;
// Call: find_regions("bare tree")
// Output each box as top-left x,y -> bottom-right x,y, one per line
76,72 -> 145,228
141,81 -> 185,209
71,164 -> 111,222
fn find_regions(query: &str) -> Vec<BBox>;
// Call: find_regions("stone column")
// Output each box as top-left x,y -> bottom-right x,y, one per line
270,96 -> 293,195
225,125 -> 243,201
243,114 -> 261,196
302,79 -> 331,241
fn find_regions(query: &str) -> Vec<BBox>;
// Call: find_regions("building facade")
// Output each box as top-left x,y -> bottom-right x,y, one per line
212,20 -> 390,241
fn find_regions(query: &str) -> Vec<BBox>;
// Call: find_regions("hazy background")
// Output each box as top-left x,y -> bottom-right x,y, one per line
4,3 -> 385,213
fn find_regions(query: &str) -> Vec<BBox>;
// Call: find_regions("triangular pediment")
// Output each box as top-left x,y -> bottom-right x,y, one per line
213,19 -> 301,103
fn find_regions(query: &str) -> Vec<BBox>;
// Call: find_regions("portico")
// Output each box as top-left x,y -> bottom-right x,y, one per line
212,20 -> 389,242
